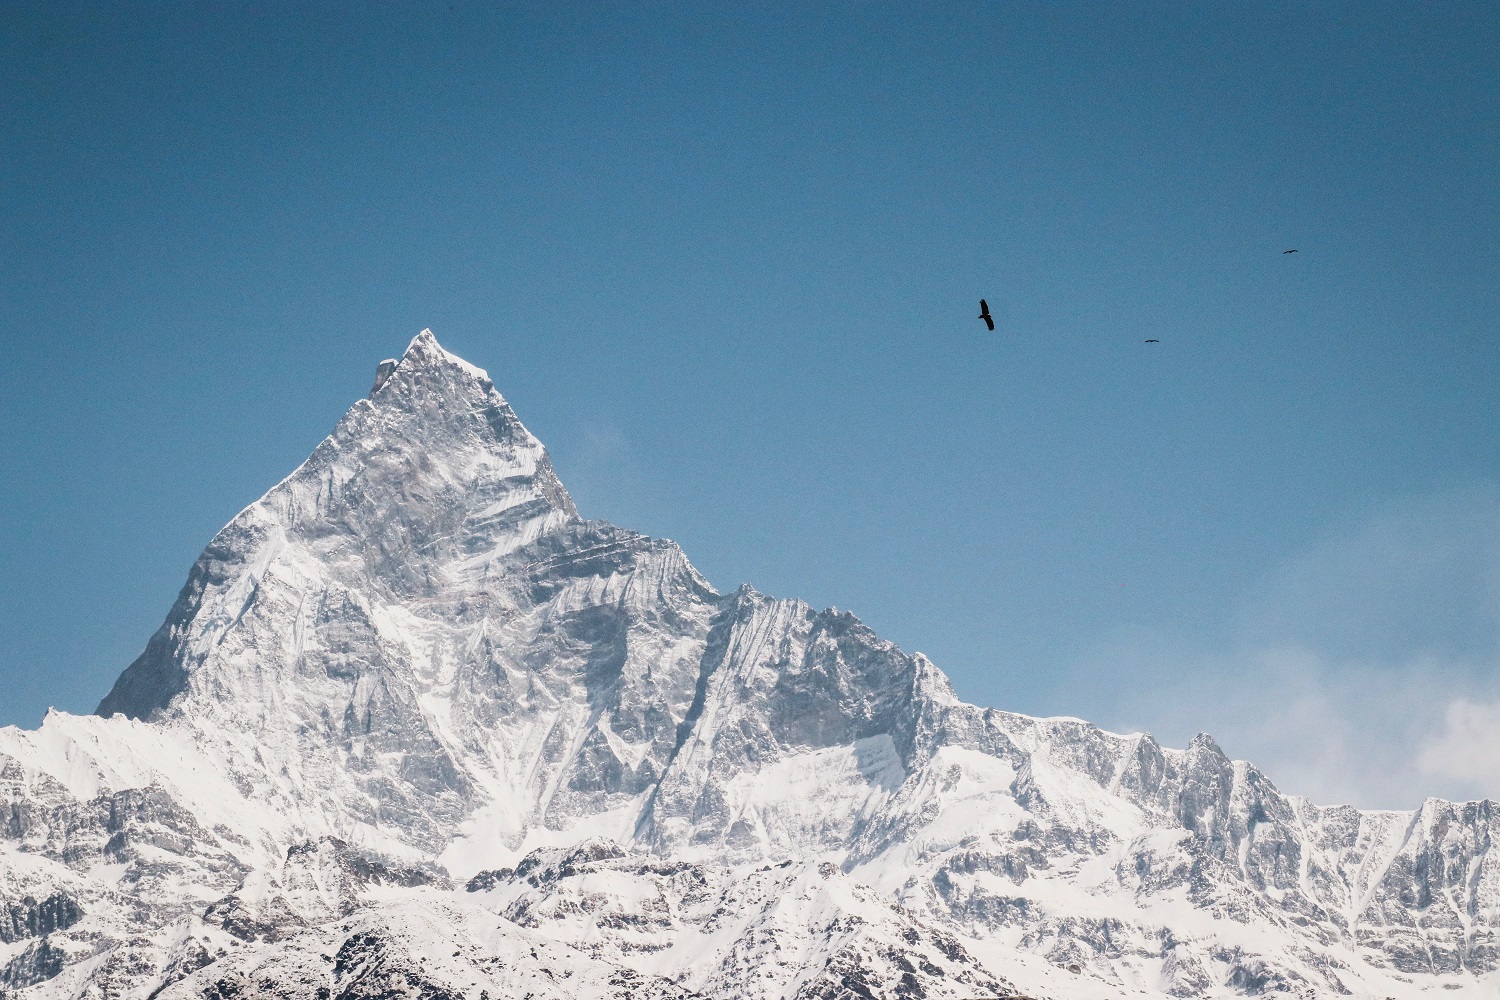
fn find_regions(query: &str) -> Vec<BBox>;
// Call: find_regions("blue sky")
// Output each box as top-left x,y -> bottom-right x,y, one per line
2,3 -> 1497,807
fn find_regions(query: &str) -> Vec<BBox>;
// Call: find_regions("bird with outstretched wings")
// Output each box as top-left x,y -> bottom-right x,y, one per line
1283,249 -> 1298,254
978,299 -> 994,331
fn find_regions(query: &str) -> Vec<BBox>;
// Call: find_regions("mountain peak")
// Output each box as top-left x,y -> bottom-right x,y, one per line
97,332 -> 579,722
408,326 -> 440,353
370,330 -> 492,398
404,328 -> 488,377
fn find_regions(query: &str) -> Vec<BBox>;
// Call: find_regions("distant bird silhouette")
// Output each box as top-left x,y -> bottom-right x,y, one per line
1283,249 -> 1298,254
978,299 -> 994,331
1144,339 -> 1159,343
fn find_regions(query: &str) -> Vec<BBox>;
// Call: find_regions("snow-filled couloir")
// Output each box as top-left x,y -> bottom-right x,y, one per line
2,330 -> 1496,999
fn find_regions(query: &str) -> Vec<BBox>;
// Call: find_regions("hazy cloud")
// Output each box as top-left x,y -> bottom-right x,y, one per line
1239,486 -> 1500,668
1419,698 -> 1500,799
1064,485 -> 1500,809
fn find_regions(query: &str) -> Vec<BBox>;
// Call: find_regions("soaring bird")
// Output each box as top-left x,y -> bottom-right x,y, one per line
1283,249 -> 1298,254
1144,339 -> 1159,343
978,299 -> 995,331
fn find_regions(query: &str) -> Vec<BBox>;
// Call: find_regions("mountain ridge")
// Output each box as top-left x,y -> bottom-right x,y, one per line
2,330 -> 1495,999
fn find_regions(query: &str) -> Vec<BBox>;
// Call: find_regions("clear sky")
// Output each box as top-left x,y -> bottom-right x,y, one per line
3,3 -> 1498,808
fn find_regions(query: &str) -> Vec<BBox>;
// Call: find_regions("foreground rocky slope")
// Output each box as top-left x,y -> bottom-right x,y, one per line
1,331 -> 1495,999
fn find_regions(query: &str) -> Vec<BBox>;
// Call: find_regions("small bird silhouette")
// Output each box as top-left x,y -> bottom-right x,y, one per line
1144,339 -> 1159,343
978,299 -> 994,331
1283,249 -> 1298,254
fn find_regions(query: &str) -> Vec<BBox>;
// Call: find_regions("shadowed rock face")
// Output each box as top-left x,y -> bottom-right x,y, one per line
0,893 -> 83,943
0,331 -> 1493,998
1,939 -> 66,990
94,614 -> 192,722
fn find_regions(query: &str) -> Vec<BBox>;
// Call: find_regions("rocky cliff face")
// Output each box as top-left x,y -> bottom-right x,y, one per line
1,331 -> 1495,999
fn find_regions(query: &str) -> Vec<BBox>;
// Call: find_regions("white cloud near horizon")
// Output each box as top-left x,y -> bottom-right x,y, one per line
1060,485 -> 1500,810
1419,698 -> 1500,797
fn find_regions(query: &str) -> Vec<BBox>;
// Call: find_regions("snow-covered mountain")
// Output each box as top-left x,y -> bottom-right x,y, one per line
2,331 -> 1496,999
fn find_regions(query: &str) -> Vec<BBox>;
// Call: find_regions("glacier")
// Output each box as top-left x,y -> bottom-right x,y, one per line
1,330 -> 1496,999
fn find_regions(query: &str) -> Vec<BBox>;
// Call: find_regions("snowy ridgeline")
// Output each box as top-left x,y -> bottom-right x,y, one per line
2,331 -> 1496,999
